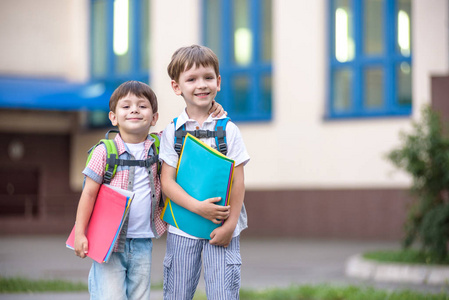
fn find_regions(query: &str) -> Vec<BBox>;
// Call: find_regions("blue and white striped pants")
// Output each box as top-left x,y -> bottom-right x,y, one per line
163,232 -> 241,300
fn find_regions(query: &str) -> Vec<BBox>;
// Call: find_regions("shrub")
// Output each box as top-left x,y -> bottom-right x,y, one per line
387,106 -> 449,262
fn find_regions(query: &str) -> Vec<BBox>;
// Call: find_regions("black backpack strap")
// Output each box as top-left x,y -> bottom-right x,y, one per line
215,117 -> 230,155
109,157 -> 158,168
104,131 -> 160,182
174,124 -> 186,155
173,117 -> 231,156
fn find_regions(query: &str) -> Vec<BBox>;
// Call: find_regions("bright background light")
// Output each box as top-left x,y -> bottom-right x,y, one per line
335,8 -> 354,62
398,10 -> 410,56
234,27 -> 252,65
113,0 -> 129,56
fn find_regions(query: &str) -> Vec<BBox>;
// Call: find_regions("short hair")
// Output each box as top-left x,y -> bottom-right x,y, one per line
109,80 -> 158,113
167,45 -> 220,82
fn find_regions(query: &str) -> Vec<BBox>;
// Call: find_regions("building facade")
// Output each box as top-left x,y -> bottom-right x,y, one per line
1,0 -> 448,239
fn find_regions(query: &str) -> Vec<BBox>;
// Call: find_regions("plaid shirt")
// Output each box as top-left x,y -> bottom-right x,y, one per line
83,133 -> 167,252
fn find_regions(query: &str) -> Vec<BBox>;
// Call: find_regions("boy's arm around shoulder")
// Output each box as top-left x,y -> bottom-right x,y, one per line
210,163 -> 245,247
160,162 -> 231,223
74,177 -> 100,258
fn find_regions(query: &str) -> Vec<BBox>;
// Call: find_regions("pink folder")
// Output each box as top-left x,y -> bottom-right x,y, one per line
66,184 -> 134,263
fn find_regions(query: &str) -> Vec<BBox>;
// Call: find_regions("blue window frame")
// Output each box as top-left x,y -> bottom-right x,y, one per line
89,0 -> 150,127
327,0 -> 412,119
203,0 -> 272,122
91,0 -> 150,85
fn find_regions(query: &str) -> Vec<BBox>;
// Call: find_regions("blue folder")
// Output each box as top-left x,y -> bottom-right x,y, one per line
161,133 -> 235,239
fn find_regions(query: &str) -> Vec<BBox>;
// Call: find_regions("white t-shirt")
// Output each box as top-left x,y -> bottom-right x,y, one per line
125,142 -> 154,238
160,110 -> 250,239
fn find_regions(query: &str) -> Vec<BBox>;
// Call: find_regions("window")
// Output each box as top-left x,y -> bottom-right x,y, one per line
91,0 -> 150,85
89,0 -> 150,127
203,0 -> 272,122
328,0 -> 412,119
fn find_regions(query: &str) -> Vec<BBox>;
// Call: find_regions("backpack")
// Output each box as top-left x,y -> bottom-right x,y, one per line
173,117 -> 230,156
85,129 -> 161,184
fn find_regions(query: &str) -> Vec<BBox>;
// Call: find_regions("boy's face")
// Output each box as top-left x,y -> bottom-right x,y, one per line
171,64 -> 221,111
109,93 -> 158,138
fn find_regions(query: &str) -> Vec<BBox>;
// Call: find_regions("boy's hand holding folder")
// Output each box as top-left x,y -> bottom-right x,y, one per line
161,133 -> 235,240
66,184 -> 134,264
192,196 -> 230,224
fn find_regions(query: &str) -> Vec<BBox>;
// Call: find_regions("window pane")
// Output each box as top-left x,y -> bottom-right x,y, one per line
141,0 -> 150,71
260,74 -> 272,113
397,0 -> 411,56
397,62 -> 412,106
334,0 -> 354,62
364,0 -> 383,55
231,75 -> 250,114
88,111 -> 110,128
92,0 -> 107,77
205,0 -> 222,59
333,69 -> 352,111
114,0 -> 131,74
233,0 -> 252,66
261,0 -> 272,63
364,68 -> 384,109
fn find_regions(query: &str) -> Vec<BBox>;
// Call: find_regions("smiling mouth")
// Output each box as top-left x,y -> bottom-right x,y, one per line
195,92 -> 210,97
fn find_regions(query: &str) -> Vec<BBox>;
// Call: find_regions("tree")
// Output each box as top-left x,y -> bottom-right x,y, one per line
388,106 -> 449,262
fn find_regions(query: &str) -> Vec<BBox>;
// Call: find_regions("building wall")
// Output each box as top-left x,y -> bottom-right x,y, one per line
1,0 -> 449,238
0,0 -> 89,81
151,1 -> 449,191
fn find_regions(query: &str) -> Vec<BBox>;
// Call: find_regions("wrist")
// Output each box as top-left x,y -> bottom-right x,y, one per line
190,198 -> 201,215
75,226 -> 86,236
222,219 -> 237,232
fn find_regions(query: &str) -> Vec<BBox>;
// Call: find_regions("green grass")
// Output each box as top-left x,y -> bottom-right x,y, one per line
363,249 -> 449,265
0,277 -> 165,294
193,284 -> 449,300
0,277 -> 88,293
3,277 -> 448,299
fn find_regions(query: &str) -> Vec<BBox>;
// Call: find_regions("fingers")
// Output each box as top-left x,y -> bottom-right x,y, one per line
209,235 -> 230,247
212,208 -> 230,221
75,242 -> 88,258
207,197 -> 221,203
210,101 -> 218,117
201,197 -> 231,221
75,249 -> 85,258
83,242 -> 88,257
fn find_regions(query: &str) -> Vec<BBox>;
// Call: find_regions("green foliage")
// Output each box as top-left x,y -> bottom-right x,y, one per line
363,249 -> 449,265
387,106 -> 449,262
0,277 -> 88,293
193,284 -> 449,300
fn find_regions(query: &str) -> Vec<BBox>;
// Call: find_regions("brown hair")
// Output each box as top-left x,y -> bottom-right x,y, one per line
109,81 -> 158,113
167,45 -> 220,82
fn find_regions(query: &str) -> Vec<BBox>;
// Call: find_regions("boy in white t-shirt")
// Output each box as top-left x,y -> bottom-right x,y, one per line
160,45 -> 250,300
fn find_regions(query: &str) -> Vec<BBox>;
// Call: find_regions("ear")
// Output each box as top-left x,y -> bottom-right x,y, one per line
171,80 -> 182,96
217,75 -> 221,92
151,112 -> 159,126
109,111 -> 118,126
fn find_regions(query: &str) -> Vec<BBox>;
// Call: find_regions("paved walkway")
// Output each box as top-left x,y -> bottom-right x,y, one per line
0,235 -> 448,299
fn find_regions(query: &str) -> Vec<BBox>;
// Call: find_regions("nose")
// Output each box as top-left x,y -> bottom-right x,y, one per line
197,78 -> 207,89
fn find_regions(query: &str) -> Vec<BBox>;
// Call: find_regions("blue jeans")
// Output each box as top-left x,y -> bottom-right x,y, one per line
89,238 -> 153,300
